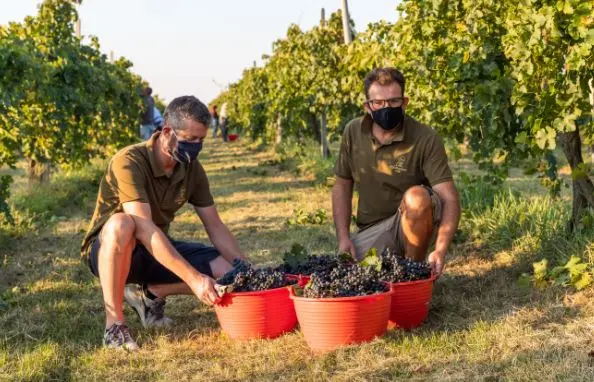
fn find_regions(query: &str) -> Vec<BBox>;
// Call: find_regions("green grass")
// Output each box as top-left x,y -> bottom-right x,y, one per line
1,138 -> 594,380
272,138 -> 337,185
0,159 -> 107,250
10,159 -> 106,219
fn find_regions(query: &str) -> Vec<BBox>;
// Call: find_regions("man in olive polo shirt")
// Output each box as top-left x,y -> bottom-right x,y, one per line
333,67 -> 460,276
81,95 -> 246,351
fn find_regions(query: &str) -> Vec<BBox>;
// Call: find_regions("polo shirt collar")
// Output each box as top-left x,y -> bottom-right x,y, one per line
150,135 -> 187,182
170,161 -> 187,183
362,113 -> 406,145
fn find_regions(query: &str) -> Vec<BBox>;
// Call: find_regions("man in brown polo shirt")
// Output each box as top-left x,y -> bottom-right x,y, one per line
333,67 -> 460,276
81,95 -> 246,350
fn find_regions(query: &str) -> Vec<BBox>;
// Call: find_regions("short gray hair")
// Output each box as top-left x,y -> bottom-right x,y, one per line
164,96 -> 211,130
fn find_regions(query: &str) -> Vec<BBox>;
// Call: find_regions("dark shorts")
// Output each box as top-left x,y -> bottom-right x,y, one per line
87,236 -> 220,284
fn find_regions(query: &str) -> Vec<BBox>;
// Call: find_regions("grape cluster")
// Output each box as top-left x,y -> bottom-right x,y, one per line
376,248 -> 431,283
276,254 -> 353,275
303,262 -> 388,298
216,259 -> 295,293
216,259 -> 251,285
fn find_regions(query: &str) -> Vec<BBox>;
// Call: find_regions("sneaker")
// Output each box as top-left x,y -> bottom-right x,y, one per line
124,284 -> 174,329
103,323 -> 139,351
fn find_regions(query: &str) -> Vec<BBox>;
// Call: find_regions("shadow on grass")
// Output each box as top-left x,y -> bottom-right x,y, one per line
427,269 -> 581,332
208,171 -> 314,200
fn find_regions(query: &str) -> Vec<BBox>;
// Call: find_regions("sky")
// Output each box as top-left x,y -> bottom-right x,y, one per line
0,0 -> 401,103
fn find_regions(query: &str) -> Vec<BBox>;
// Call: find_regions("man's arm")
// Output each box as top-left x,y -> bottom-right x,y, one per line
428,180 -> 461,276
332,176 -> 356,256
194,205 -> 247,263
122,201 -> 220,305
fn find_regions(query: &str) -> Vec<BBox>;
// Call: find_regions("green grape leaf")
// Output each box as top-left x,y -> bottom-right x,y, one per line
360,247 -> 382,272
283,243 -> 309,269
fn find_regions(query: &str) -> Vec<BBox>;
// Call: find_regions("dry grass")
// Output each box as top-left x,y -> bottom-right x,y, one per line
1,138 -> 594,381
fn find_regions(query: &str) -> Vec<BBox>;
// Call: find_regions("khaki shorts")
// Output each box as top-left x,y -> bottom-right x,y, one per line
351,186 -> 442,261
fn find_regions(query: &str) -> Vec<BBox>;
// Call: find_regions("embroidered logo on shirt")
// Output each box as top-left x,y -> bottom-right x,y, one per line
174,187 -> 188,208
390,145 -> 414,173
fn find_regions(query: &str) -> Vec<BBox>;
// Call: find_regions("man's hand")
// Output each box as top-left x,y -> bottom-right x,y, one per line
190,275 -> 221,306
427,250 -> 446,277
338,237 -> 357,260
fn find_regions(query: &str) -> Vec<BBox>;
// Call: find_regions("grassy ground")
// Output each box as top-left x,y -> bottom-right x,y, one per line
1,137 -> 594,381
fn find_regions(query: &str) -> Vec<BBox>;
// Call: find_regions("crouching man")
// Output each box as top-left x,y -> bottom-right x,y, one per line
332,68 -> 461,276
81,96 -> 246,350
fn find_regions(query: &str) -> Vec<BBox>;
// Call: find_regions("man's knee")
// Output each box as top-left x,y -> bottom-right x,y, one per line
401,186 -> 432,219
101,213 -> 136,248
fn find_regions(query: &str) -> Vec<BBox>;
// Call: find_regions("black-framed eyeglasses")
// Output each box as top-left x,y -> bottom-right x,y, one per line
365,97 -> 405,109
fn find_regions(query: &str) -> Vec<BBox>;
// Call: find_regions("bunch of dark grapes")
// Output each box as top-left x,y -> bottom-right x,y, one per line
376,248 -> 431,283
276,254 -> 353,275
216,258 -> 251,285
303,262 -> 387,298
216,259 -> 295,292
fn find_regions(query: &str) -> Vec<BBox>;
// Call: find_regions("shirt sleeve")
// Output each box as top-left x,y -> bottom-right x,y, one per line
333,123 -> 354,179
422,133 -> 453,186
109,153 -> 149,204
188,161 -> 215,207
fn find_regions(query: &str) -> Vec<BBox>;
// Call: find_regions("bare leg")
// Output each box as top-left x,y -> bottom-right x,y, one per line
147,255 -> 233,298
97,213 -> 137,328
400,186 -> 434,261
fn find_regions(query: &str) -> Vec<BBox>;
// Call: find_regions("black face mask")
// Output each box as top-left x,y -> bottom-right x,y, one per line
371,107 -> 405,131
169,131 -> 203,164
175,141 -> 203,164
